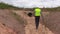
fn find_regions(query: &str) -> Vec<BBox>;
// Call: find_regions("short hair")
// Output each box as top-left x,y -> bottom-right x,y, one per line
33,7 -> 40,10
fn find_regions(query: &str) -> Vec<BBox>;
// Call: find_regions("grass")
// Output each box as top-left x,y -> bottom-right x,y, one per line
0,2 -> 60,11
11,12 -> 27,25
46,7 -> 60,11
42,7 -> 60,11
0,2 -> 20,9
12,12 -> 25,24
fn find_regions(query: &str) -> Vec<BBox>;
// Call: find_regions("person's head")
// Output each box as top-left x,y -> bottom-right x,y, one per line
35,7 -> 40,9
33,7 -> 40,10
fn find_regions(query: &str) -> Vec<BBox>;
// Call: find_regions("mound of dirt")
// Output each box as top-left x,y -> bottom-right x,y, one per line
13,10 -> 54,34
13,10 -> 60,34
0,9 -> 25,34
0,9 -> 60,34
0,23 -> 16,34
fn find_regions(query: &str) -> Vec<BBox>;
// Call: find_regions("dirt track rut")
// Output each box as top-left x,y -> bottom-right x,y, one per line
13,10 -> 54,34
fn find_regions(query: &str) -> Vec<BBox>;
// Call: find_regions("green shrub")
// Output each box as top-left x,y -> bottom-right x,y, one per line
0,2 -> 20,9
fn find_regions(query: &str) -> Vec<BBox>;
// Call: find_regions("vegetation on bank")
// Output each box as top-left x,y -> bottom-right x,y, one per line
11,12 -> 25,24
0,2 -> 60,11
45,7 -> 60,11
0,2 -> 20,9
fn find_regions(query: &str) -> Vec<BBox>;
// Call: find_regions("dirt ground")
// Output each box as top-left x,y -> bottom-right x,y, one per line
44,12 -> 60,34
0,9 -> 25,34
0,9 -> 60,34
13,10 -> 60,34
13,10 -> 54,34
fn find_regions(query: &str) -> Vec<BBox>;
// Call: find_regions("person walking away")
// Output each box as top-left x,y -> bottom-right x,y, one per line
34,7 -> 41,29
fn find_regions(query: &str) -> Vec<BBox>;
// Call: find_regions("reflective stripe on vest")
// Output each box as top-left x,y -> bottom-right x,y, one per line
35,8 -> 41,16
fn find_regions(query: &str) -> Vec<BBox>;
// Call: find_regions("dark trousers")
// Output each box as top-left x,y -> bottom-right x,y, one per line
35,16 -> 40,29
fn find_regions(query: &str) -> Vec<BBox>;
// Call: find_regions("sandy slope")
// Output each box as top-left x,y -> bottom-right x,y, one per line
0,9 -> 60,34
13,10 -> 54,34
0,9 -> 25,34
0,23 -> 16,34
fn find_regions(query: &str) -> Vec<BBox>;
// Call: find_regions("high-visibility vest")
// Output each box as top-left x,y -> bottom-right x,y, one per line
35,8 -> 41,16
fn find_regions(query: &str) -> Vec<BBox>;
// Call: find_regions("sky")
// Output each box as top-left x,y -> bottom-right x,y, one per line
0,0 -> 60,8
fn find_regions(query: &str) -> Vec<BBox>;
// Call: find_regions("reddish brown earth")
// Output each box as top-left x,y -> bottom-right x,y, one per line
0,9 -> 60,34
13,10 -> 54,34
13,10 -> 60,34
44,12 -> 60,34
0,9 -> 25,34
0,23 -> 16,34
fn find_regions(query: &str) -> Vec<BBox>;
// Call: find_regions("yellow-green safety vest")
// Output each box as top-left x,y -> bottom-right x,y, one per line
35,8 -> 41,16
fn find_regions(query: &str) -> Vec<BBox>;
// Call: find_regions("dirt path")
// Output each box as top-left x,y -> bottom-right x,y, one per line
0,9 -> 60,34
13,10 -> 54,34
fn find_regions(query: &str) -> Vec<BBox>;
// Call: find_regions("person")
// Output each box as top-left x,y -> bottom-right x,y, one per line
34,7 -> 41,29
